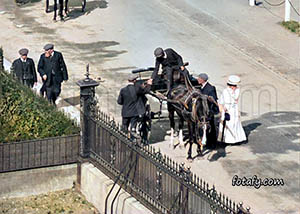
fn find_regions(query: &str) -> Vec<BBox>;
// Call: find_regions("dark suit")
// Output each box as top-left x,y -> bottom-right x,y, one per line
11,58 -> 37,88
38,51 -> 68,104
151,48 -> 186,91
201,82 -> 219,148
117,82 -> 150,131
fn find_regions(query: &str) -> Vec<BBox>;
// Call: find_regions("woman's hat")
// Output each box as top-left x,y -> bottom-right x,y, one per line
227,75 -> 240,85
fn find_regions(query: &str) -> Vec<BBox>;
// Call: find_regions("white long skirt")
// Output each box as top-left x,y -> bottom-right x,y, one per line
218,107 -> 247,144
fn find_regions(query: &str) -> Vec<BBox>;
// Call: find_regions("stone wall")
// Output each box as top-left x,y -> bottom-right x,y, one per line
0,164 -> 77,198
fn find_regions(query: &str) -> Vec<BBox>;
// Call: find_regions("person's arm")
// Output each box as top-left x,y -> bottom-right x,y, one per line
136,82 -> 151,95
171,49 -> 184,68
38,55 -> 47,81
150,59 -> 160,80
11,60 -> 17,78
31,59 -> 37,83
59,52 -> 68,81
117,89 -> 124,105
209,86 -> 218,102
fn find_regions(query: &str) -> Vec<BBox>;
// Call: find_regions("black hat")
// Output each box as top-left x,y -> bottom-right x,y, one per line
19,48 -> 29,56
44,44 -> 54,51
154,47 -> 164,58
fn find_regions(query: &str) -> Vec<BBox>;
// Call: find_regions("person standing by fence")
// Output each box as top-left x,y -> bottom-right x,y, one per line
38,44 -> 68,105
11,48 -> 37,88
117,74 -> 151,134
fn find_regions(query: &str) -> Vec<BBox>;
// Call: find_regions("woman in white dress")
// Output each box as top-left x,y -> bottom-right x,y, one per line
218,75 -> 247,144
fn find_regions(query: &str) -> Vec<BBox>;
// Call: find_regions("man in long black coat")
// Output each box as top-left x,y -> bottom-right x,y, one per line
38,44 -> 68,105
11,48 -> 37,88
197,73 -> 219,149
117,74 -> 151,133
149,47 -> 189,93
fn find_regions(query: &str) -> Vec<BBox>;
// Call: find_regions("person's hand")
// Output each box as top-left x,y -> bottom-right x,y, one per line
180,66 -> 185,71
147,79 -> 153,85
43,75 -> 47,81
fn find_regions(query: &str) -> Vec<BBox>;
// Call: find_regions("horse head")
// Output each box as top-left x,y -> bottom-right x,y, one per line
192,93 -> 211,147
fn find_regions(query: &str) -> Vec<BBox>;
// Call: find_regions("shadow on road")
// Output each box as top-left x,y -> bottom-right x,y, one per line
65,0 -> 108,21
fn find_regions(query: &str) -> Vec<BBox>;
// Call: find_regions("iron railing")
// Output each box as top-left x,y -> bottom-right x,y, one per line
87,108 -> 251,214
0,134 -> 80,173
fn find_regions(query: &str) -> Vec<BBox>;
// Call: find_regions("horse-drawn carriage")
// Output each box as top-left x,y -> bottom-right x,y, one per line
131,64 -> 213,160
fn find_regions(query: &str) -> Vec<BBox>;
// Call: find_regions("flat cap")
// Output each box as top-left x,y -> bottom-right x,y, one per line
44,44 -> 54,51
154,47 -> 164,58
19,48 -> 29,56
128,74 -> 138,81
198,73 -> 208,81
227,75 -> 240,85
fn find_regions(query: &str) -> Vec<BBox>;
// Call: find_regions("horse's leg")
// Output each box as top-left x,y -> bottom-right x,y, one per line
168,103 -> 175,148
194,124 -> 205,156
58,0 -> 64,21
46,0 -> 50,13
178,114 -> 184,148
82,0 -> 86,12
187,121 -> 193,160
53,0 -> 57,20
65,0 -> 69,16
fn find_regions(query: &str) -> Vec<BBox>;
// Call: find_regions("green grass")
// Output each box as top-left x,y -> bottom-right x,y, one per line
281,21 -> 300,36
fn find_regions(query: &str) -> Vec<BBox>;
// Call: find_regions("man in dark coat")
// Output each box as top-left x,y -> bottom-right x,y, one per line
117,74 -> 151,133
149,47 -> 189,94
38,44 -> 68,105
11,48 -> 37,88
197,73 -> 219,149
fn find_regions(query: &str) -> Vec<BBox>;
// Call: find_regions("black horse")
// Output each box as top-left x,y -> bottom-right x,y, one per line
46,0 -> 86,21
167,84 -> 210,160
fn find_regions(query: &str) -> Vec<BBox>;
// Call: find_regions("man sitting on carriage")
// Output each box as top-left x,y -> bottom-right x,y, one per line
149,47 -> 190,96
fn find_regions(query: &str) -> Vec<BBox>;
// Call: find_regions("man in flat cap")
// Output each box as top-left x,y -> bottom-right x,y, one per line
11,48 -> 37,88
197,73 -> 219,149
149,47 -> 189,95
118,74 -> 152,135
38,44 -> 68,105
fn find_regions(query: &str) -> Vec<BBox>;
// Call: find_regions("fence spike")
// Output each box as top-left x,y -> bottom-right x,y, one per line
229,199 -> 232,209
226,197 -> 229,207
246,206 -> 251,213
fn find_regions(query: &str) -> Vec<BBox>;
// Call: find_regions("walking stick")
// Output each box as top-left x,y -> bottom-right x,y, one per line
221,119 -> 226,143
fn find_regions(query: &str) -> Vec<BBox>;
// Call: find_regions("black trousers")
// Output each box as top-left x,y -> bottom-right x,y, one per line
45,76 -> 61,105
163,66 -> 190,92
206,115 -> 219,149
122,116 -> 138,132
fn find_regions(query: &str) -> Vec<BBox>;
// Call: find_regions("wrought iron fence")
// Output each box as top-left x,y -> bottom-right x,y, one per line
86,108 -> 250,214
0,134 -> 80,173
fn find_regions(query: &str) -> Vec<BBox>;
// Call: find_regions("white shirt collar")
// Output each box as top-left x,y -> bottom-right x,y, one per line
201,81 -> 207,89
20,58 -> 27,62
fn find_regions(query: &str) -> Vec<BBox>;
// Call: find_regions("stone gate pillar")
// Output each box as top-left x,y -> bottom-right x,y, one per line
76,64 -> 99,158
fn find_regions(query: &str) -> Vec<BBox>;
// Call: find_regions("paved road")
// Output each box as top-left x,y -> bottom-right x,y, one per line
0,0 -> 299,213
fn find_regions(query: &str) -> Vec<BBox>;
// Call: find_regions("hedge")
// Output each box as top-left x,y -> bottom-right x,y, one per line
0,54 -> 80,143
